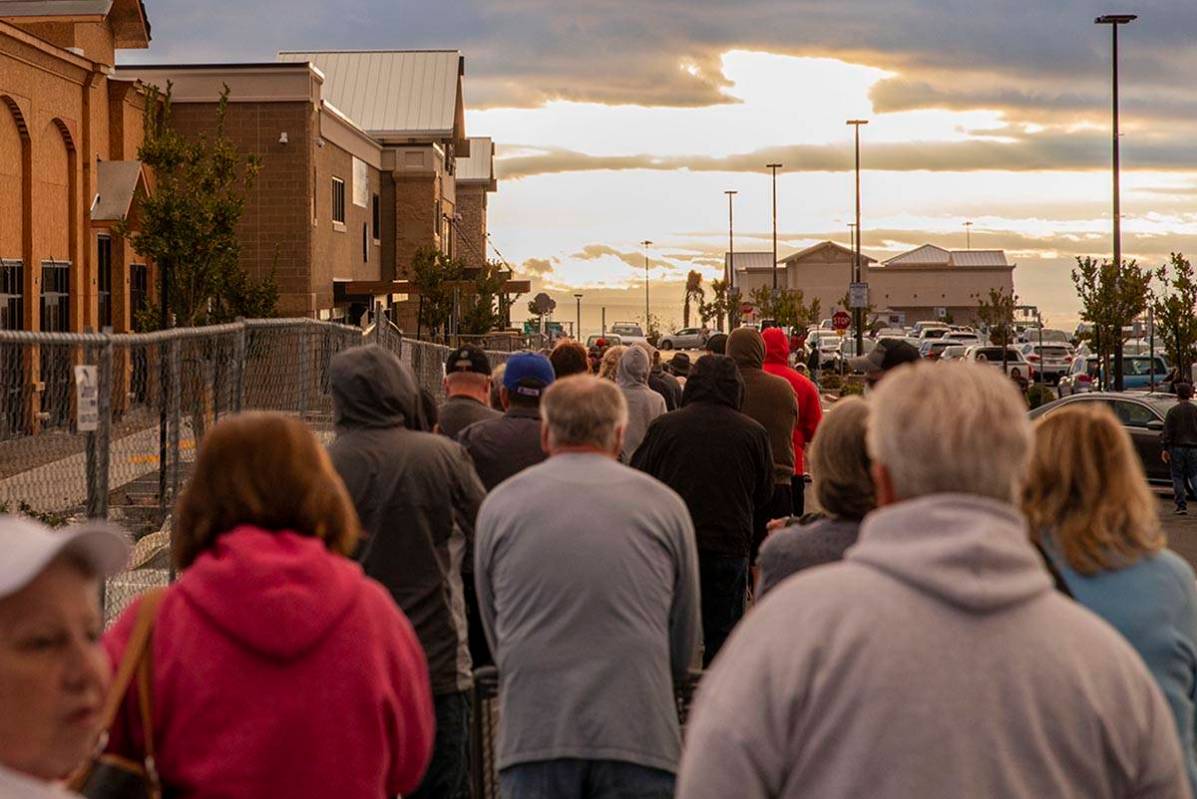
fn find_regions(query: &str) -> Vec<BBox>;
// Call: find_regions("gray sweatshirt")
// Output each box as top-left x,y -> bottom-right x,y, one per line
678,494 -> 1190,799
475,452 -> 701,773
617,346 -> 667,462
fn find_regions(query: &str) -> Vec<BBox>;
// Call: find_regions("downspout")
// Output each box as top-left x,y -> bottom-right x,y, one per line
81,68 -> 100,329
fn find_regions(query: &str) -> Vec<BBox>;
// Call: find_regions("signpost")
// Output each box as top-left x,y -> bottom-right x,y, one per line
848,283 -> 869,309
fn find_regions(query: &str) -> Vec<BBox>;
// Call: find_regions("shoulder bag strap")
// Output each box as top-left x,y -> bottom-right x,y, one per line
97,588 -> 167,733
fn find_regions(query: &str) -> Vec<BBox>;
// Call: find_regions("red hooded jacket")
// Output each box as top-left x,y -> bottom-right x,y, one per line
762,327 -> 824,474
103,526 -> 435,798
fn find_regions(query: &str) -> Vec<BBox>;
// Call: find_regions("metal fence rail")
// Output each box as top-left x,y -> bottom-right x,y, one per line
0,318 -> 515,619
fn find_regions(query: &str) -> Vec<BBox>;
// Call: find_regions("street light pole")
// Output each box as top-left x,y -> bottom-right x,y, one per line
1096,13 -> 1136,392
964,220 -> 973,249
767,163 -> 782,291
725,190 -> 738,330
640,240 -> 653,327
574,293 -> 583,340
847,120 -> 868,352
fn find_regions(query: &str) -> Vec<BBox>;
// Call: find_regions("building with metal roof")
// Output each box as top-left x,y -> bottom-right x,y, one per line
453,137 -> 497,266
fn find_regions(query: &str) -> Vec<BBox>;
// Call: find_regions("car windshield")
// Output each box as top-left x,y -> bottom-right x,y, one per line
1126,358 -> 1167,376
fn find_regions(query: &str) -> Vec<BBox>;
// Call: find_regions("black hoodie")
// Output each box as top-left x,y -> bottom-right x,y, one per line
327,345 -> 486,695
632,355 -> 775,559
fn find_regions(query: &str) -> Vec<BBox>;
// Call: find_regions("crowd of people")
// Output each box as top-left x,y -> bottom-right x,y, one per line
2,329 -> 1196,799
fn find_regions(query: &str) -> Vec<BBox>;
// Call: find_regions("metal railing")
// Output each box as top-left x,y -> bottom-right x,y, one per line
0,317 -> 515,619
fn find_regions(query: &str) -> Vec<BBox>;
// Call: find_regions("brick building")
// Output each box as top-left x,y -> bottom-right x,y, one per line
1,0 -> 153,334
453,136 -> 496,267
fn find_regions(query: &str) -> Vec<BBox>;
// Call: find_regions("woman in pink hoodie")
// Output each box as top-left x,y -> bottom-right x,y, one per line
102,412 -> 436,798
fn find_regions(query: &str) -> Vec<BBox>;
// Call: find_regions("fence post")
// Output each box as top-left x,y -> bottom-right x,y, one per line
233,318 -> 246,412
298,323 -> 311,419
374,302 -> 383,345
84,329 -> 99,520
168,335 -> 181,502
95,328 -> 112,519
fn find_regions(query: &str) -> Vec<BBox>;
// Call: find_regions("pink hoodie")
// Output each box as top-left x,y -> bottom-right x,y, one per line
762,327 -> 823,474
103,526 -> 435,798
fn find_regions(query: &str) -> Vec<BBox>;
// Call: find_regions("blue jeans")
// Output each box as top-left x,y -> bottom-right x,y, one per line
500,759 -> 675,799
409,691 -> 471,799
698,554 -> 748,667
1171,447 -> 1197,509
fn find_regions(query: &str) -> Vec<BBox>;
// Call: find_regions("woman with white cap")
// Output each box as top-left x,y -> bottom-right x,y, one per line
0,516 -> 129,797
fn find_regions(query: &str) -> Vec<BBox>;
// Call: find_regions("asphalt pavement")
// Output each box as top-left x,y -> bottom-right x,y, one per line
1160,497 -> 1197,571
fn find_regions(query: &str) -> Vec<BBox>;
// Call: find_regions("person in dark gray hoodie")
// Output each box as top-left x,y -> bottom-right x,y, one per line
327,345 -> 486,799
678,362 -> 1190,799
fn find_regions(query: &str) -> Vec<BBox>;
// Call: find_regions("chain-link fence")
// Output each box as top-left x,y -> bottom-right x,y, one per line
1,317 -> 514,620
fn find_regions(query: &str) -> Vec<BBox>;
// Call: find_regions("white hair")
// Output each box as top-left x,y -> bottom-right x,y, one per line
866,362 -> 1032,504
542,375 -> 628,452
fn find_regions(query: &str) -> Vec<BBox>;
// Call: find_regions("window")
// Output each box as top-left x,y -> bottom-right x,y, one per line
40,261 -> 70,333
97,235 -> 112,329
0,260 -> 22,330
1109,400 -> 1158,428
372,194 -> 381,241
331,177 -> 345,225
362,224 -> 368,263
39,261 -> 71,427
130,264 -> 148,317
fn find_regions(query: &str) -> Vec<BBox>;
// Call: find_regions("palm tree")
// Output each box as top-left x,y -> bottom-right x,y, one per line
683,270 -> 705,328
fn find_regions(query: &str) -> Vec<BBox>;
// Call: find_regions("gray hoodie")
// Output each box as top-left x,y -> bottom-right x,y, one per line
678,494 -> 1190,799
617,345 -> 667,461
327,345 -> 486,695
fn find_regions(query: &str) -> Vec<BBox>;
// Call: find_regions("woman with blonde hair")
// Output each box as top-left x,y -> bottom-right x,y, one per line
101,412 -> 435,798
598,344 -> 627,381
1024,403 -> 1197,793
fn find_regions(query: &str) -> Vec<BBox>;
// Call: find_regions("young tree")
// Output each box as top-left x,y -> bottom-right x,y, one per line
118,83 -> 276,329
457,261 -> 506,336
682,271 -> 705,328
750,286 -> 821,331
1071,256 -> 1151,391
700,279 -> 731,332
975,287 -> 1018,374
411,247 -> 461,339
1152,253 -> 1197,378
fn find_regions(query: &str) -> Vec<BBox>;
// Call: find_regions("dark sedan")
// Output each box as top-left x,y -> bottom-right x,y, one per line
1028,392 -> 1177,485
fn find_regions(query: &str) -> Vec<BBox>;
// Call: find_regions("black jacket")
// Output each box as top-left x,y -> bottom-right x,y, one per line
1164,400 -> 1197,449
649,366 -> 683,411
632,355 -> 775,559
457,406 -> 547,491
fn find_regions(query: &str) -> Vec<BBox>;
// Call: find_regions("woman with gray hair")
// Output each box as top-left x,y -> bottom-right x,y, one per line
756,397 -> 873,596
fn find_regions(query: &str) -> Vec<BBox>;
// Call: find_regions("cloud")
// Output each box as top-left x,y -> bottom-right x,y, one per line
521,256 -> 557,276
569,244 -> 676,273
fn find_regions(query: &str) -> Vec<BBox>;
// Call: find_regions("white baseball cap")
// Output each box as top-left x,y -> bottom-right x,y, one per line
0,515 -> 131,599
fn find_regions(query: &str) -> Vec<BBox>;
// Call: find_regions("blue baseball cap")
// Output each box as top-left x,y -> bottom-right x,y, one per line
503,352 -> 556,398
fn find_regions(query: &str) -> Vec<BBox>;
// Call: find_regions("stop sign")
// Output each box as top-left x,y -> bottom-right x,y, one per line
740,303 -> 754,316
832,310 -> 851,331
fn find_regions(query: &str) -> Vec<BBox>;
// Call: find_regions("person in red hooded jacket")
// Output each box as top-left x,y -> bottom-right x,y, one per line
102,412 -> 435,798
762,326 -> 824,516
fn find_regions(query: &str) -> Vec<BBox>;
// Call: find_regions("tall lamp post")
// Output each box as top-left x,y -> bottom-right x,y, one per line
574,293 -> 583,340
964,220 -> 973,249
724,191 -> 737,288
766,163 -> 782,291
1096,13 -> 1136,391
847,119 -> 868,352
640,240 -> 653,326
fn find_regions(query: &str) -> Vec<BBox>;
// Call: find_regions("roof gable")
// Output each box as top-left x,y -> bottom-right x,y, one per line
726,251 -> 776,272
884,243 -> 951,266
277,50 -> 464,144
456,136 -> 496,190
781,240 -> 876,265
91,160 -> 146,222
0,0 -> 150,47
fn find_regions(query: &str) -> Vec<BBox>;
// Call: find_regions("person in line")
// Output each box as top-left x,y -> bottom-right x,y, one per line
726,328 -> 797,558
550,340 -> 590,379
488,363 -> 507,411
644,346 -> 683,410
328,346 -> 485,799
847,337 -> 920,388
757,397 -> 874,597
762,327 -> 823,517
103,413 -> 436,798
437,345 -> 500,438
1024,403 -> 1197,793
0,517 -> 128,798
459,352 -> 556,492
476,376 -> 701,799
677,362 -> 1191,799
617,345 -> 667,461
1163,383 -> 1197,515
598,344 -> 627,381
667,352 -> 692,386
805,339 -> 821,386
632,355 -> 773,666
705,332 -> 728,356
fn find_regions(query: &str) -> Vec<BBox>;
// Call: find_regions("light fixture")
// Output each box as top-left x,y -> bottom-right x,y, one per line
278,131 -> 289,145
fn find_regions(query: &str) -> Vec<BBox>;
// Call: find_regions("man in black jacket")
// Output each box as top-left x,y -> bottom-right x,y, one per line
632,354 -> 774,665
1163,382 -> 1197,514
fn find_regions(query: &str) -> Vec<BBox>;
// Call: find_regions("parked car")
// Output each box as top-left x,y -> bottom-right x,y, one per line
940,345 -> 969,363
1057,354 -> 1171,396
586,334 -> 622,348
1029,393 -> 1176,485
964,346 -> 1034,379
1037,329 -> 1071,343
1018,342 -> 1075,383
919,340 -> 953,361
911,321 -> 949,337
658,327 -> 707,350
608,322 -> 648,346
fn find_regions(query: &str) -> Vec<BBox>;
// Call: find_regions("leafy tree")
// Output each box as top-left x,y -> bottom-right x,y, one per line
1151,253 -> 1197,377
682,271 -> 705,328
749,286 -> 821,331
1071,256 -> 1151,390
457,261 -> 506,335
700,279 -> 731,331
975,287 -> 1019,373
411,249 -> 510,339
118,83 -> 275,329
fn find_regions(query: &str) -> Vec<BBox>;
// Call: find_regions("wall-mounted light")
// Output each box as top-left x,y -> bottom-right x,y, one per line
278,131 -> 289,145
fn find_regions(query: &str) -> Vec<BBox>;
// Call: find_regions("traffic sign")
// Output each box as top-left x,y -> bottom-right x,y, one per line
849,282 -> 869,309
832,310 -> 851,331
740,303 -> 754,316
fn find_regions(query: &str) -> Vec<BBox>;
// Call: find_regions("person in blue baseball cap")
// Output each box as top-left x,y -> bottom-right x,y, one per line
457,352 -> 556,668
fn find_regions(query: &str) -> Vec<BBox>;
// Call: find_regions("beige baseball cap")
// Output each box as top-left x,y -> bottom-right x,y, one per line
0,515 -> 130,599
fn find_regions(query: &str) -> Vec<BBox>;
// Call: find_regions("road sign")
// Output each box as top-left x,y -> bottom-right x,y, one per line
74,365 -> 98,432
935,306 -> 947,320
832,310 -> 851,331
848,282 -> 869,309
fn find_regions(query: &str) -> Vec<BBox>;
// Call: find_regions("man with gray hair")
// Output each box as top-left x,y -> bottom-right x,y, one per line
476,375 -> 701,798
678,362 -> 1190,799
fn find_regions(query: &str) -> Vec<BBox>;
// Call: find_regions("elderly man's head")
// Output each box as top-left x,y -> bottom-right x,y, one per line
540,375 -> 628,458
866,362 -> 1032,506
443,345 -> 492,403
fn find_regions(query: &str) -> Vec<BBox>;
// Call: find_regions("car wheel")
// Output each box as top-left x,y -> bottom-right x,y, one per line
660,340 -> 673,350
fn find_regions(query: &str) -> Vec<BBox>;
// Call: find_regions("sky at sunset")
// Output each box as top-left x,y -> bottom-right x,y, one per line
123,1 -> 1197,333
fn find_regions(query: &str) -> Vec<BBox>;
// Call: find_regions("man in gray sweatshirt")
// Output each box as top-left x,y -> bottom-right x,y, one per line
677,361 -> 1191,799
476,375 -> 701,799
